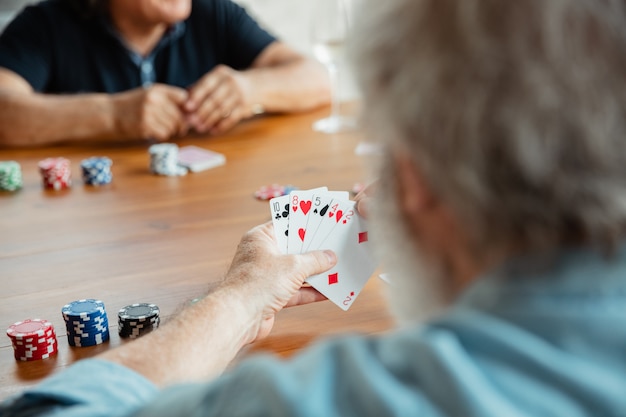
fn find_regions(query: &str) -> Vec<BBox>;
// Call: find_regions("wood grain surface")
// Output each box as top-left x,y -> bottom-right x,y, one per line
0,107 -> 394,401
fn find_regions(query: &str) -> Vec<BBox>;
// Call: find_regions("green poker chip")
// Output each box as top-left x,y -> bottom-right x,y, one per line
0,161 -> 22,192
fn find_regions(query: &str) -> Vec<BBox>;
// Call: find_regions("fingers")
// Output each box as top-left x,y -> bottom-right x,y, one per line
184,65 -> 252,134
296,249 -> 337,279
285,287 -> 327,308
191,83 -> 237,132
114,84 -> 189,141
355,180 -> 379,218
356,198 -> 371,219
164,86 -> 189,106
149,88 -> 189,139
184,67 -> 225,113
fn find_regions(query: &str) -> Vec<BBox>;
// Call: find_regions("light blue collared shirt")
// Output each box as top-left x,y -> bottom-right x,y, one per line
3,245 -> 626,416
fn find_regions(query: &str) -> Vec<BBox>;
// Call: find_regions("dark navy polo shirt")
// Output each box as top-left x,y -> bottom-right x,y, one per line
0,0 -> 276,93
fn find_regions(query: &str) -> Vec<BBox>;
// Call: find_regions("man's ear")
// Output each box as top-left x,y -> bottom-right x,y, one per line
394,152 -> 436,218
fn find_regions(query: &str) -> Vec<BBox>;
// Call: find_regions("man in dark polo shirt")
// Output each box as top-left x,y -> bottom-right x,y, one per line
0,0 -> 330,147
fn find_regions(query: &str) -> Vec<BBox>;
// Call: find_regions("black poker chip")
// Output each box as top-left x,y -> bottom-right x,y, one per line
118,303 -> 160,339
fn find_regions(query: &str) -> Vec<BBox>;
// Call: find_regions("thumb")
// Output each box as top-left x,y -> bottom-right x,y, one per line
165,86 -> 189,105
298,249 -> 337,279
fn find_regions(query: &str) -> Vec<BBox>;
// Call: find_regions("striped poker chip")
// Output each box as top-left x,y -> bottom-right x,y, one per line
62,299 -> 110,347
81,156 -> 113,186
254,184 -> 285,200
62,299 -> 106,320
118,303 -> 160,339
6,319 -> 58,361
38,157 -> 71,190
7,318 -> 53,339
0,161 -> 22,192
118,303 -> 159,320
149,144 -> 187,176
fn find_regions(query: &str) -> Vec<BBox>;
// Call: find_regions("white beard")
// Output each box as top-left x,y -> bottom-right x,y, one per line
370,156 -> 450,326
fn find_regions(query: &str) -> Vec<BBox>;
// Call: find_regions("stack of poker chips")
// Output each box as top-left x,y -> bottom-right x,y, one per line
118,303 -> 160,339
81,157 -> 113,186
254,184 -> 299,200
6,319 -> 58,362
0,160 -> 22,191
149,144 -> 187,176
62,299 -> 110,347
38,157 -> 71,190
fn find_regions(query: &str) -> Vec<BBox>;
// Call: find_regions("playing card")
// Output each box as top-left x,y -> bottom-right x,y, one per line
304,196 -> 355,253
306,201 -> 376,310
269,194 -> 291,253
301,191 -> 349,253
270,187 -> 327,253
177,146 -> 226,172
287,190 -> 349,254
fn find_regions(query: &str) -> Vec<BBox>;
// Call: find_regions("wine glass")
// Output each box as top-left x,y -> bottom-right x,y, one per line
311,0 -> 356,133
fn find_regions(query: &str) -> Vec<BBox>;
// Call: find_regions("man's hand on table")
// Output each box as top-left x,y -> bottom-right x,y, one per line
184,65 -> 255,136
112,84 -> 190,142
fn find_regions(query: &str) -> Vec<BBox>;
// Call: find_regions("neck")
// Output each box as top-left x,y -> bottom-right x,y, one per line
108,7 -> 168,57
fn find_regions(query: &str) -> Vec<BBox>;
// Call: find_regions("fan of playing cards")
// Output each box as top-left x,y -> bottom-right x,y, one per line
269,187 -> 377,310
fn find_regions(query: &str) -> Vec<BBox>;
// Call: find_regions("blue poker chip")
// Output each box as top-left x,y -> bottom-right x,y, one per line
81,157 -> 113,186
62,299 -> 106,319
62,299 -> 110,347
283,185 -> 299,195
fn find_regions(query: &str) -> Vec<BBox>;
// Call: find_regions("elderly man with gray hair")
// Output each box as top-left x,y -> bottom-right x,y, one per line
2,0 -> 626,416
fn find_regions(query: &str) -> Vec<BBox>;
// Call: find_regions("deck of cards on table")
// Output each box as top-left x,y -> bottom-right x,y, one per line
269,187 -> 377,310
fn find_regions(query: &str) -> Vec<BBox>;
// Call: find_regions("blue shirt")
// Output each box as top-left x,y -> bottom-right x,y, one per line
2,245 -> 626,416
0,0 -> 276,93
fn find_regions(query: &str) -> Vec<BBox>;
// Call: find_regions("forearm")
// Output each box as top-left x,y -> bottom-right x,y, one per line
0,91 -> 119,147
244,59 -> 331,114
98,285 -> 258,387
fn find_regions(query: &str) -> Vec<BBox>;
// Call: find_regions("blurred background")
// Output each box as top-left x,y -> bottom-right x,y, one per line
0,0 -> 358,100
0,0 -> 314,52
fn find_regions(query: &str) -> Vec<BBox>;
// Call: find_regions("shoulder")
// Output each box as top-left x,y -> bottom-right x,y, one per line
197,332 -> 445,416
5,0 -> 76,22
1,0 -> 82,36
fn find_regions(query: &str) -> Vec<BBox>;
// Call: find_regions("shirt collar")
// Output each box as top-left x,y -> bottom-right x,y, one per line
456,242 -> 626,310
98,16 -> 186,62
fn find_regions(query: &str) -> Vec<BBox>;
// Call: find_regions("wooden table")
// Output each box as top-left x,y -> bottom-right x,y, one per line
0,107 -> 394,401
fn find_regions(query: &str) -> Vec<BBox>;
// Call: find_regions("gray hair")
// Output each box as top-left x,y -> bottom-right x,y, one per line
351,0 -> 626,254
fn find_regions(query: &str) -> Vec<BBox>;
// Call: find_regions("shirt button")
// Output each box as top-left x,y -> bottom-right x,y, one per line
141,62 -> 153,74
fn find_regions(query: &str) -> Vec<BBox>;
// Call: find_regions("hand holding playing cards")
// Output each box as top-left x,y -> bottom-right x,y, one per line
221,222 -> 336,343
270,187 -> 378,310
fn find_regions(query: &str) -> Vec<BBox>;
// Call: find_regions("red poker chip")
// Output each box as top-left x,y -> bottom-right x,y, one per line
254,184 -> 285,200
12,339 -> 58,361
6,319 -> 58,361
38,157 -> 71,190
7,319 -> 53,339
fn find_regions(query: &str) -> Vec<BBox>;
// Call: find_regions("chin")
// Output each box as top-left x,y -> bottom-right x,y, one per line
161,0 -> 192,23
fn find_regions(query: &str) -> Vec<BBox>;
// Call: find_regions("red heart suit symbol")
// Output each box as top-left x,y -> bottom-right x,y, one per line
335,210 -> 344,223
298,228 -> 306,241
300,200 -> 312,215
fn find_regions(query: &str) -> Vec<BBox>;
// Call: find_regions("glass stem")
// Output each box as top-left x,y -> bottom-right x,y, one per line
328,63 -> 341,119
